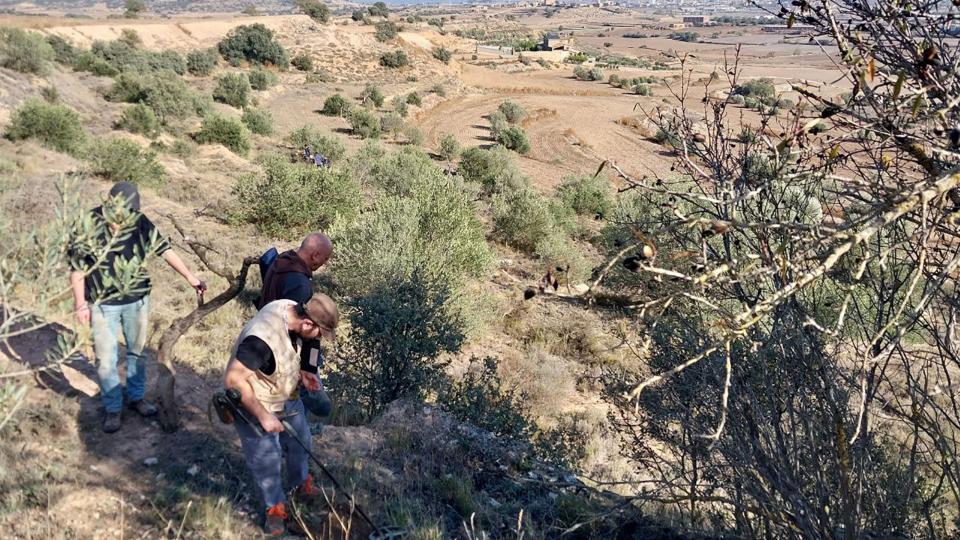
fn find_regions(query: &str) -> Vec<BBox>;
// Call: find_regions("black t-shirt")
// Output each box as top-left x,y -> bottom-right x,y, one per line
68,207 -> 171,305
235,333 -> 319,375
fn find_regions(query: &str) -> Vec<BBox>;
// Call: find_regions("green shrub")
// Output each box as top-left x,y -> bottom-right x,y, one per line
668,31 -> 699,42
118,28 -> 142,49
241,108 -> 274,135
86,40 -> 186,75
438,356 -> 534,439
212,72 -> 251,108
40,85 -> 59,103
117,103 -> 161,138
406,92 -> 422,106
439,134 -> 460,161
432,46 -> 452,64
85,137 -> 165,186
361,84 -> 385,108
186,48 -> 218,76
458,146 -> 526,195
195,114 -> 251,155
488,110 -> 508,136
124,0 -> 146,18
430,83 -> 446,97
496,126 -> 530,154
608,73 -> 621,86
352,10 -> 366,21
0,27 -> 54,74
634,83 -> 652,96
287,125 -> 346,162
168,139 -> 197,159
534,231 -> 592,282
368,1 -> 389,17
5,98 -> 85,155
248,67 -> 277,90
556,175 -> 613,217
497,101 -> 525,124
381,112 -> 404,138
492,187 -> 554,252
321,93 -> 351,116
404,125 -> 424,146
291,52 -> 313,72
333,148 -> 490,294
295,0 -> 330,23
217,24 -> 289,68
380,50 -> 409,68
733,78 -> 775,100
375,20 -> 399,42
651,127 -> 680,148
392,97 -> 408,118
45,34 -> 78,65
105,70 -> 197,125
349,108 -> 382,139
573,65 -> 604,81
328,272 -> 465,420
71,51 -> 119,76
233,155 -> 360,237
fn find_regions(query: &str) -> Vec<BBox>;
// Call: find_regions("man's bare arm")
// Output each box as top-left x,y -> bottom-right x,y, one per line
70,271 -> 90,325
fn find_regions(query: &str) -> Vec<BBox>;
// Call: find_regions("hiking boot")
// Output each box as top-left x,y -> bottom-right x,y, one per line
264,502 -> 288,536
129,399 -> 158,417
293,473 -> 320,501
102,412 -> 122,433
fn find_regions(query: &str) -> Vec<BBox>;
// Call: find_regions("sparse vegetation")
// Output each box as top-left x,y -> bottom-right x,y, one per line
573,65 -> 604,81
0,27 -> 54,75
432,47 -> 452,64
195,114 -> 251,155
5,98 -> 85,155
291,52 -> 313,72
668,31 -> 699,42
85,137 -> 165,186
458,146 -> 525,195
212,72 -> 251,108
406,92 -> 422,107
105,70 -> 200,125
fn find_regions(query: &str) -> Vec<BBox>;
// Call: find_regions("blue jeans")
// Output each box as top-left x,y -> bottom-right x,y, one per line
91,296 -> 150,413
235,399 -> 312,509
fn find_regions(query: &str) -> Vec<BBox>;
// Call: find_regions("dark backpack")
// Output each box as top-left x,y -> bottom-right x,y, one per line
258,247 -> 278,282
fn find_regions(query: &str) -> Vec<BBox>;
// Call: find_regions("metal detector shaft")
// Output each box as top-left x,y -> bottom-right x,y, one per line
279,417 -> 378,531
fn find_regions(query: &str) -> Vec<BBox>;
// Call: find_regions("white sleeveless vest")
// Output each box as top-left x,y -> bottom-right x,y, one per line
231,300 -> 302,412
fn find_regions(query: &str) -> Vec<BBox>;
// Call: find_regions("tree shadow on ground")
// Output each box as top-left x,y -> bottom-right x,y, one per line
1,318 -> 349,537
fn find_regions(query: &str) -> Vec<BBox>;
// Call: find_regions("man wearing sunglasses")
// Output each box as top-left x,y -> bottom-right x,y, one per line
223,293 -> 338,536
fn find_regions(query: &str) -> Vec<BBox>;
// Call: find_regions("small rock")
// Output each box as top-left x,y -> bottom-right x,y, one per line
89,465 -> 99,472
186,464 -> 199,476
143,457 -> 158,466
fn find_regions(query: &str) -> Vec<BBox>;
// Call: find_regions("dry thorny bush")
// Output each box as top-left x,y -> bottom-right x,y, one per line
588,0 -> 960,537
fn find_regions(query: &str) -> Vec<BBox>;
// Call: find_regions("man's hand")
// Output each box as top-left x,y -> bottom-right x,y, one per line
76,304 -> 91,325
258,411 -> 284,433
300,370 -> 320,392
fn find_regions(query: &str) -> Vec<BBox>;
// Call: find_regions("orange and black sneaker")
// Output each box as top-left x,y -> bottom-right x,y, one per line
264,502 -> 288,536
295,473 -> 320,501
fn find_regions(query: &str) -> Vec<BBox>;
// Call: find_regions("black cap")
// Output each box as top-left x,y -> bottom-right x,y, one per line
108,181 -> 140,211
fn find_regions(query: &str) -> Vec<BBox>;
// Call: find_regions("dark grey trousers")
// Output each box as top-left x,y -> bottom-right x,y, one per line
234,399 -> 311,509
